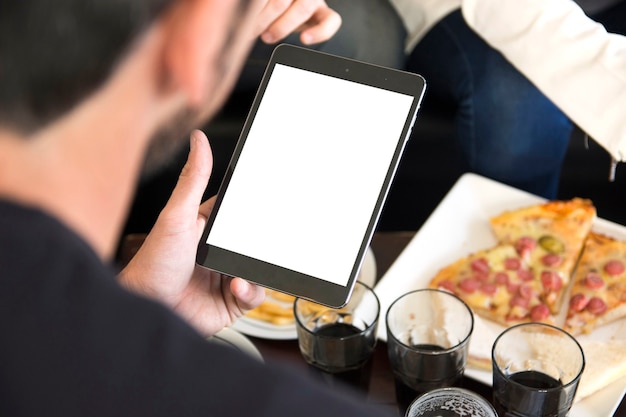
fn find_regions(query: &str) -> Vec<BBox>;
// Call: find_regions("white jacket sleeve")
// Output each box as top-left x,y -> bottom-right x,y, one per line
462,0 -> 626,162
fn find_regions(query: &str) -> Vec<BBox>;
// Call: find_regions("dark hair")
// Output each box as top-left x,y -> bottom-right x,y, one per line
0,0 -> 173,134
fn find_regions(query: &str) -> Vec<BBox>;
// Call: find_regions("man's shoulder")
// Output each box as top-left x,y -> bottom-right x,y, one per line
0,199 -> 93,248
0,199 -> 105,283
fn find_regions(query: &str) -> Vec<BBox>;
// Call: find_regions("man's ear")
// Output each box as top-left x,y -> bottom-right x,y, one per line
162,0 -> 234,106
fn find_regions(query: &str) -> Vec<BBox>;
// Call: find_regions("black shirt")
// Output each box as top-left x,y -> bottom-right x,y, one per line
0,200 -> 387,417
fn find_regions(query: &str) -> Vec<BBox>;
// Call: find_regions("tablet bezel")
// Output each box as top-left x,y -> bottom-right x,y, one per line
196,44 -> 426,307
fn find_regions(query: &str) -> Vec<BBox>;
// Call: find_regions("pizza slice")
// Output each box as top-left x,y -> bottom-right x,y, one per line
564,231 -> 626,335
429,244 -> 555,327
489,198 -> 596,315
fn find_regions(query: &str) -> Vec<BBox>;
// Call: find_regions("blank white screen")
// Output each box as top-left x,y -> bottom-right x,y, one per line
207,64 -> 413,286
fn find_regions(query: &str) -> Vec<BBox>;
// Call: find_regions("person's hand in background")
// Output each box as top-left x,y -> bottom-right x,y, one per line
256,0 -> 341,45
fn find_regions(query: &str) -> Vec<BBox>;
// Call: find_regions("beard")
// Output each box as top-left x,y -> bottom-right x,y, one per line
139,107 -> 199,179
137,0 -> 256,180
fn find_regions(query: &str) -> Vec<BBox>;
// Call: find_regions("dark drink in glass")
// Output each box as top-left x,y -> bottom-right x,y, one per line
304,317 -> 377,371
491,323 -> 584,417
294,282 -> 380,395
493,370 -> 567,417
392,343 -> 465,413
306,322 -> 374,393
385,290 -> 474,416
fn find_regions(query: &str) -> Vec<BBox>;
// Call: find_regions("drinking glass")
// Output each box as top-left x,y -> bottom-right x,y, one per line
386,289 -> 474,411
492,322 -> 585,417
294,281 -> 380,393
405,387 -> 497,417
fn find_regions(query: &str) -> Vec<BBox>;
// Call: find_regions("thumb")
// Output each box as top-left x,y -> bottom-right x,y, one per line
162,130 -> 213,219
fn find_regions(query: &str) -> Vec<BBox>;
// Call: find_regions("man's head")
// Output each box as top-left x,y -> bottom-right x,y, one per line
0,0 -> 261,258
0,0 -> 258,170
0,1 -> 173,133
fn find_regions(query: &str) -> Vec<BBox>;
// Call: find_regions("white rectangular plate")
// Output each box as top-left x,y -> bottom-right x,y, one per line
374,173 -> 626,417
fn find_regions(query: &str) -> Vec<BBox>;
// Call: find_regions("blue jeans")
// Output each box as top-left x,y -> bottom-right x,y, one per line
407,10 -> 573,198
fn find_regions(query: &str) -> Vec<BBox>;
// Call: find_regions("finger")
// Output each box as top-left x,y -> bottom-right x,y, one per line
298,8 -> 341,45
230,278 -> 266,311
260,1 -> 339,44
162,130 -> 213,220
196,196 -> 216,240
198,195 -> 216,221
255,0 -> 293,38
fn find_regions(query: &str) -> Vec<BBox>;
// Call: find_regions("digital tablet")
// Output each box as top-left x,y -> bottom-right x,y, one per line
196,44 -> 426,307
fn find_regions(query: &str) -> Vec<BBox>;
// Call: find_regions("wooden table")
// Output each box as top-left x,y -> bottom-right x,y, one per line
249,231 -> 626,417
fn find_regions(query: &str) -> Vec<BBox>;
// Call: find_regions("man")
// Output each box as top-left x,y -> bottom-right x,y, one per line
0,1 -> 388,415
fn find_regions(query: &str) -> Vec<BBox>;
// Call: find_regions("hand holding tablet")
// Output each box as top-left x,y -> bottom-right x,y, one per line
196,44 -> 425,307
